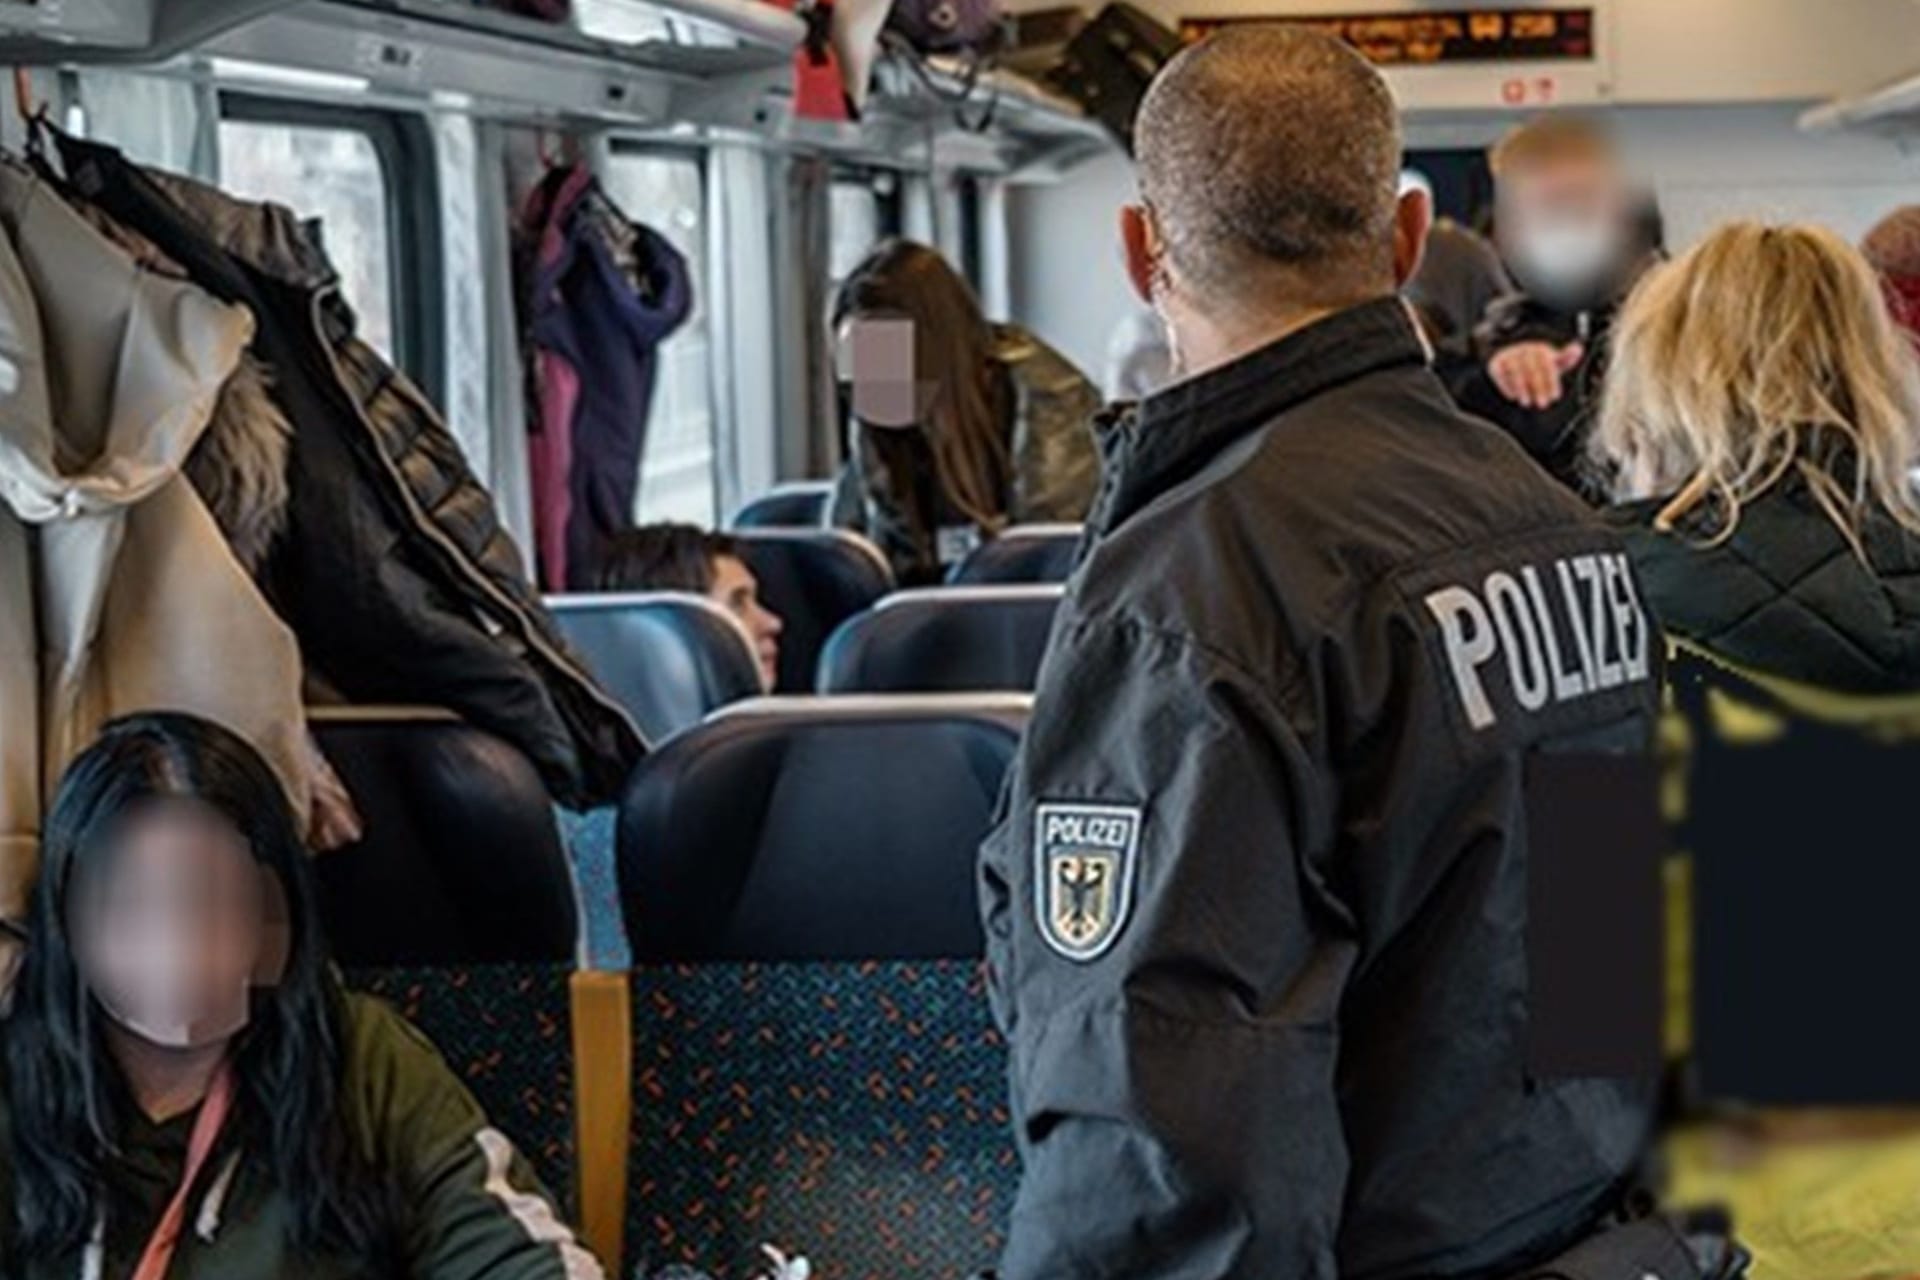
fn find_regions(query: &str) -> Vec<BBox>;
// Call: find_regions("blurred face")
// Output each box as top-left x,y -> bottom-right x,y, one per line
835,316 -> 937,429
1497,155 -> 1635,310
69,803 -> 285,1052
711,553 -> 783,689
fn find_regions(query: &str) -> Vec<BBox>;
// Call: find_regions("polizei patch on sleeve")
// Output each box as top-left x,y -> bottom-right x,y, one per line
1421,549 -> 1654,735
1034,802 -> 1142,961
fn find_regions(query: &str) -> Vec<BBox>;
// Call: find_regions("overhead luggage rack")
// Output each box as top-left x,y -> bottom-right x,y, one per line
758,47 -> 1114,176
3,0 -> 804,123
0,0 -> 296,60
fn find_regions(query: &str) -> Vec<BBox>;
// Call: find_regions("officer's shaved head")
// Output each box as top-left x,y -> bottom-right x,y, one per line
1135,25 -> 1404,306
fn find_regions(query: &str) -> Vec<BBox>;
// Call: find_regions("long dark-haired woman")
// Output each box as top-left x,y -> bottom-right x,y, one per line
830,239 -> 1101,585
0,712 -> 602,1280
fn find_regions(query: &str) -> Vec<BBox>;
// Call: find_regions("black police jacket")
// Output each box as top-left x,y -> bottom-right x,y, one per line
980,298 -> 1667,1280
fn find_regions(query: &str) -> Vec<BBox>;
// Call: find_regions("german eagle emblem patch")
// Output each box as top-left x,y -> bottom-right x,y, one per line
1034,803 -> 1141,961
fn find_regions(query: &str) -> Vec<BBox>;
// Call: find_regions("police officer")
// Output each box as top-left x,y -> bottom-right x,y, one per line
981,26 -> 1700,1280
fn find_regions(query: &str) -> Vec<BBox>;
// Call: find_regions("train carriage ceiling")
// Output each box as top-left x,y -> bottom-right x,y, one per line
0,0 -> 297,60
0,0 -> 1114,177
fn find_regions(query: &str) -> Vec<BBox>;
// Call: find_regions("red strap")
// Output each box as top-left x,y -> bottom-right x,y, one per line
129,1061 -> 237,1280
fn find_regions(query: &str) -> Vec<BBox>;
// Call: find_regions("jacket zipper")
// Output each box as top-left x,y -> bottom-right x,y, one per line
305,285 -> 644,749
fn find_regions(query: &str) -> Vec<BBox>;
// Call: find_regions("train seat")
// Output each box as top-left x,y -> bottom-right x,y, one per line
734,529 -> 894,693
947,523 -> 1083,585
310,709 -> 580,967
625,960 -> 1014,1280
346,964 -> 581,1215
616,695 -> 1029,961
546,592 -> 764,743
617,695 -> 1029,1278
730,479 -> 837,530
817,585 -> 1065,693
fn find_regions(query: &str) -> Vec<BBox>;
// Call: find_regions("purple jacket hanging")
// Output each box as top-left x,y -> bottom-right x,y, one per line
523,164 -> 694,589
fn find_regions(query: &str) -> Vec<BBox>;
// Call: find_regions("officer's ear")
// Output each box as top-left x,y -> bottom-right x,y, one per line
1392,186 -> 1433,290
1120,201 -> 1165,306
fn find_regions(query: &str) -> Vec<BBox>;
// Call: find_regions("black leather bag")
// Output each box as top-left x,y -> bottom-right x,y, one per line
1511,1215 -> 1721,1280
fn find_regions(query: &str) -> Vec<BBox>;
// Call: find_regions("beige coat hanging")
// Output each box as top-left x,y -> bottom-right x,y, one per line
0,163 -> 310,942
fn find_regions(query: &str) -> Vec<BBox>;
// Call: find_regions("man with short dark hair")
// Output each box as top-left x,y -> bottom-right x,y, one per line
981,26 -> 1706,1280
596,524 -> 784,689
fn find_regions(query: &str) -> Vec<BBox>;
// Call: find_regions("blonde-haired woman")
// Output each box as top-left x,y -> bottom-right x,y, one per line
1597,221 -> 1920,1280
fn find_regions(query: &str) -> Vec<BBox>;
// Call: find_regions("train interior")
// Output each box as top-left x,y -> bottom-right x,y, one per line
7,1 -> 1920,1277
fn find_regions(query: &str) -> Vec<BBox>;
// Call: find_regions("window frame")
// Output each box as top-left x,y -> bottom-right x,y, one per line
217,92 -> 446,407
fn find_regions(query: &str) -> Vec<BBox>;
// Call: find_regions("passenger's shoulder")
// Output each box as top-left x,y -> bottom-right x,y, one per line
337,990 -> 483,1139
992,323 -> 1097,401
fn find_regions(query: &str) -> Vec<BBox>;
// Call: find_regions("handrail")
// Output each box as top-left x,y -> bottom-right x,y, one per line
1801,68 -> 1920,135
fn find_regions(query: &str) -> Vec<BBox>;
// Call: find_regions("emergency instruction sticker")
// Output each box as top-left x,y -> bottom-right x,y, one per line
1034,803 -> 1142,962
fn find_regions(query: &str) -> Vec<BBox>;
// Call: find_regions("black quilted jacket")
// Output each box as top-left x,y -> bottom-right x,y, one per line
1614,475 -> 1920,693
56,132 -> 643,807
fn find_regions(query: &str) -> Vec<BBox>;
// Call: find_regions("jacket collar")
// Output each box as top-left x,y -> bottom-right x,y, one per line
1098,296 -> 1427,531
57,131 -> 336,292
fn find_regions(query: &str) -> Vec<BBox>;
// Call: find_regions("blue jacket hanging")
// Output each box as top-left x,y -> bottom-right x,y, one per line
520,164 -> 695,590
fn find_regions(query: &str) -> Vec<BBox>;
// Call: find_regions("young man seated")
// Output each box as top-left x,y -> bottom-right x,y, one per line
596,524 -> 784,690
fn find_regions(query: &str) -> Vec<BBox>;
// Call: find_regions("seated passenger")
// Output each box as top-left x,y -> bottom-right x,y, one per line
829,239 -> 1101,585
1597,221 -> 1920,1277
596,524 -> 783,690
1449,113 -> 1660,496
0,712 -> 603,1280
1861,204 -> 1920,345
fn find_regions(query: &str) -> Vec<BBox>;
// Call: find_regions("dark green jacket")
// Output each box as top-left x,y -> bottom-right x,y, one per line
1614,475 -> 1920,693
0,995 -> 601,1280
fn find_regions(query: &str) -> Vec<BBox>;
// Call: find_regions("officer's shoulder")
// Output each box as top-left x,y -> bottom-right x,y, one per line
1074,370 -> 1609,673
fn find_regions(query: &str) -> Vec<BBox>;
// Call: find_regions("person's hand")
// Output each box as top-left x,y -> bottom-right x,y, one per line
1488,341 -> 1585,410
305,737 -> 364,852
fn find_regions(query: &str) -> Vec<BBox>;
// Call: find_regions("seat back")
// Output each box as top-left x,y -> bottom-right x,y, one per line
625,961 -> 1014,1280
818,585 -> 1064,693
346,964 -> 579,1215
735,529 -> 894,693
311,710 -> 579,966
731,480 -> 837,529
617,696 -> 1029,961
546,592 -> 763,743
948,524 -> 1082,585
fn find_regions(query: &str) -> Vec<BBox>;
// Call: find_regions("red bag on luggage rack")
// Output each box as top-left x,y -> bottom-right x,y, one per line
768,0 -> 855,121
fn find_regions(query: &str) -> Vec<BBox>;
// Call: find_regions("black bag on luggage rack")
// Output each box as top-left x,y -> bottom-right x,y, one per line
466,0 -> 572,20
1044,2 -> 1181,153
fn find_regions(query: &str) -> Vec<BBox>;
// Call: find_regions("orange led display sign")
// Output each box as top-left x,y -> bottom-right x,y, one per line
1179,8 -> 1596,64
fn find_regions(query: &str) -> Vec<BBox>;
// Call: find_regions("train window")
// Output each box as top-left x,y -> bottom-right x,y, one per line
830,180 -> 882,282
216,96 -> 445,404
218,118 -> 396,356
602,147 -> 717,526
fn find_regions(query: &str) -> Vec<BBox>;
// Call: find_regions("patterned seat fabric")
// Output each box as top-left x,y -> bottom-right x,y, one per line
627,962 -> 1016,1280
346,964 -> 579,1216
